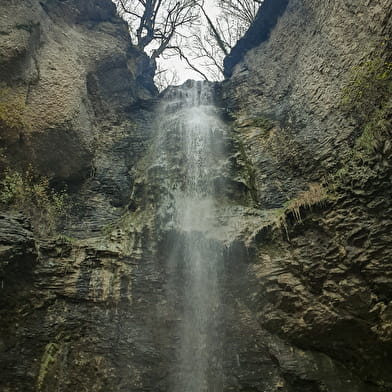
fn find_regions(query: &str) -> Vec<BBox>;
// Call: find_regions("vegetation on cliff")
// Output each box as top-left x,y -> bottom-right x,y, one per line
0,166 -> 70,235
337,50 -> 392,186
0,84 -> 28,135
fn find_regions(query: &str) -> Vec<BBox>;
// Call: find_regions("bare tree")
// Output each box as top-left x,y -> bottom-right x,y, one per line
114,0 -> 200,61
113,0 -> 261,83
154,62 -> 180,91
188,31 -> 225,80
218,0 -> 262,27
183,0 -> 262,80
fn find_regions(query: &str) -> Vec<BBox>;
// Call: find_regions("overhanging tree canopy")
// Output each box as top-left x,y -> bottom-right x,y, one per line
115,0 -> 199,60
113,0 -> 262,85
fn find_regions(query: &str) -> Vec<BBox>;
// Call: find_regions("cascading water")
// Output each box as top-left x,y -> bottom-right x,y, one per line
157,80 -> 226,392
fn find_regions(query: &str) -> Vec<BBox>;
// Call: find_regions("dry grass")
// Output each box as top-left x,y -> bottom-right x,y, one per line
285,183 -> 328,222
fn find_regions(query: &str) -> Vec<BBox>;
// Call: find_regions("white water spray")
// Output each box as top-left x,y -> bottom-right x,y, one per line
158,80 -> 225,392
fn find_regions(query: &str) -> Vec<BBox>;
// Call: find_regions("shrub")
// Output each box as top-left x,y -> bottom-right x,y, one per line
268,183 -> 329,240
0,166 -> 70,235
285,183 -> 328,222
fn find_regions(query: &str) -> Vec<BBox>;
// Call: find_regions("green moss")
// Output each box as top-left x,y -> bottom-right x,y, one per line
235,136 -> 258,205
334,166 -> 348,180
341,56 -> 392,121
36,343 -> 60,391
0,84 -> 28,133
356,127 -> 375,151
56,234 -> 76,244
355,102 -> 391,154
339,50 -> 392,165
250,116 -> 275,131
329,103 -> 391,188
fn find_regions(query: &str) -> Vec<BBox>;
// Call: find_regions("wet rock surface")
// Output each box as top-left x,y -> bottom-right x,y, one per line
0,0 -> 391,391
220,0 -> 392,390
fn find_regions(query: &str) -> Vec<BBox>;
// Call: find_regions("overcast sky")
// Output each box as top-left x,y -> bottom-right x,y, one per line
158,0 -> 221,85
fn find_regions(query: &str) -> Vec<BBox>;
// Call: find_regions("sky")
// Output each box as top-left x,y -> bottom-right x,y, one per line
160,0 -> 221,85
113,0 -> 252,88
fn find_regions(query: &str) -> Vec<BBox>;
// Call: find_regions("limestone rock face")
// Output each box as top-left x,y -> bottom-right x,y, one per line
0,2 -> 159,388
219,0 -> 392,390
0,213 -> 38,389
0,0 -> 156,182
0,0 -> 391,391
222,0 -> 391,207
0,0 -> 158,236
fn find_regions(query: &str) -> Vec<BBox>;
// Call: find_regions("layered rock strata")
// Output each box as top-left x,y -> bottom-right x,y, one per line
0,0 -> 391,391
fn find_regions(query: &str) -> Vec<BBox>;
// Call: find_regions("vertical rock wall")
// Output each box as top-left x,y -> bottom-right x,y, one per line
0,0 -> 391,391
0,1 -> 161,391
219,0 -> 392,390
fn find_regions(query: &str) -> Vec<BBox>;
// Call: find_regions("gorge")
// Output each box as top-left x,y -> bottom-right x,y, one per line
0,0 -> 391,391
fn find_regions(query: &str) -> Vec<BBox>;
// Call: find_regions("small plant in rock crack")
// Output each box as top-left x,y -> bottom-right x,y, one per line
0,166 -> 71,235
268,183 -> 329,240
284,183 -> 328,222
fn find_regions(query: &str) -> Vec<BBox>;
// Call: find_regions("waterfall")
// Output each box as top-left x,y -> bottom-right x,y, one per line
157,80 -> 226,392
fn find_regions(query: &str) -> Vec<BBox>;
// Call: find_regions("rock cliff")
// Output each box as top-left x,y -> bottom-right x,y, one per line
0,0 -> 156,234
220,0 -> 392,390
0,0 -> 391,391
0,0 -> 159,390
